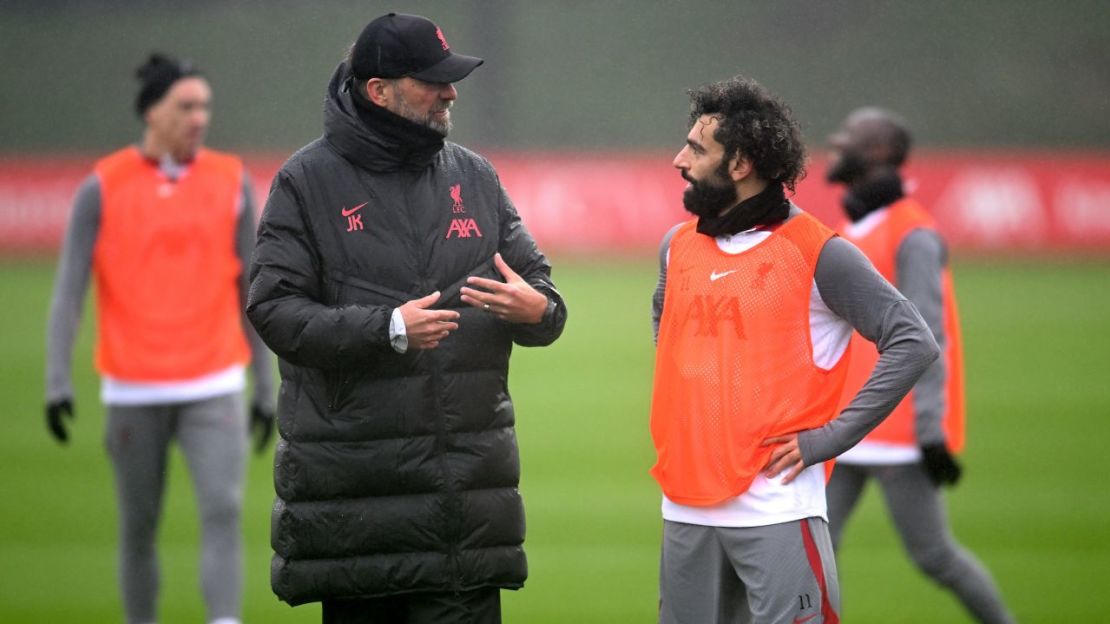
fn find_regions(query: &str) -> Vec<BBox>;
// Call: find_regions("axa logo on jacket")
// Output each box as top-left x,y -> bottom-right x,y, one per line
445,182 -> 482,238
446,219 -> 482,238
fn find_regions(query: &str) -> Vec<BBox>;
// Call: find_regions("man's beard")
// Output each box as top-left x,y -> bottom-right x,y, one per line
825,149 -> 867,184
682,165 -> 738,218
390,94 -> 452,136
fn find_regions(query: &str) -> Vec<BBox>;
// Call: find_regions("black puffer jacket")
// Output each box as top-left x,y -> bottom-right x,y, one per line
247,62 -> 566,606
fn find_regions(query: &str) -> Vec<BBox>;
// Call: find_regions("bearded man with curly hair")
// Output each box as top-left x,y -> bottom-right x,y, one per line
648,76 -> 940,624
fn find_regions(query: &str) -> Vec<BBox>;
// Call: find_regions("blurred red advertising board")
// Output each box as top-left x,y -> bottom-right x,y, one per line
1,150 -> 1108,254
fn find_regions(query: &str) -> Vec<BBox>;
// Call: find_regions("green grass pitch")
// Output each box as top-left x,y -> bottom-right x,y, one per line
1,256 -> 1108,622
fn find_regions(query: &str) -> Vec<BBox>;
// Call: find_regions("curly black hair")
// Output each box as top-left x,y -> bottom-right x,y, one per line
688,76 -> 806,191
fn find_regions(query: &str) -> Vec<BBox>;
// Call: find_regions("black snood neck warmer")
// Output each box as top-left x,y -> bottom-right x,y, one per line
697,182 -> 790,237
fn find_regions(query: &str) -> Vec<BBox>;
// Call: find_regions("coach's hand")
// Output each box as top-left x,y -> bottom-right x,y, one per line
46,398 -> 75,444
922,443 -> 962,487
760,433 -> 806,484
250,402 -> 275,454
400,291 -> 461,350
461,253 -> 548,324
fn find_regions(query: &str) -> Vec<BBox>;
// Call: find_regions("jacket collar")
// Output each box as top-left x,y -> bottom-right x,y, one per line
323,62 -> 445,173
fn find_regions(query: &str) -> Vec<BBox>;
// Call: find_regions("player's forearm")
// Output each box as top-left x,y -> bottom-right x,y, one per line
235,174 -> 276,407
799,299 -> 939,463
798,237 -> 939,464
897,229 -> 949,446
45,175 -> 100,401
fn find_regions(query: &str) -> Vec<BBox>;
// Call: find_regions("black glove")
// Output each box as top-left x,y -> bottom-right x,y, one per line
250,402 -> 275,454
46,399 -> 75,444
921,443 -> 962,487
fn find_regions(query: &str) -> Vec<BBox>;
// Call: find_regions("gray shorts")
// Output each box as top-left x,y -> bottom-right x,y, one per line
660,517 -> 840,624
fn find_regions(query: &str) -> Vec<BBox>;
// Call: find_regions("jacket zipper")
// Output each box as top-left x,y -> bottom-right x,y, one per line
327,373 -> 349,411
428,331 -> 463,594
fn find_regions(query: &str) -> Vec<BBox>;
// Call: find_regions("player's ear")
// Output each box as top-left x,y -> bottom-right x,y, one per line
365,78 -> 392,107
728,153 -> 754,182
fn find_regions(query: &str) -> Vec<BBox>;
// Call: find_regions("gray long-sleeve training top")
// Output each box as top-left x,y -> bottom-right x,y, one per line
895,228 -> 950,447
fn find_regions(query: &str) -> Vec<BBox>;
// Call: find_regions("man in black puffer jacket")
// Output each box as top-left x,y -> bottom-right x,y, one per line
246,13 -> 567,622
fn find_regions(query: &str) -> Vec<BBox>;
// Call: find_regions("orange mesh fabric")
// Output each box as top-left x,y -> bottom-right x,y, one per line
650,212 -> 849,506
93,146 -> 249,381
836,198 -> 965,452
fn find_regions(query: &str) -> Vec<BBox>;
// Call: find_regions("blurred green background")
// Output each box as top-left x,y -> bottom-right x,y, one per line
1,0 -> 1108,153
3,1 -> 1110,622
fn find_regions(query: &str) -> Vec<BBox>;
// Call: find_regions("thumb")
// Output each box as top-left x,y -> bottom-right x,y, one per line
494,253 -> 520,281
410,291 -> 441,309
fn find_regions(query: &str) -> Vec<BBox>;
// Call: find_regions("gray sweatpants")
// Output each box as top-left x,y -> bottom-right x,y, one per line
105,393 -> 247,624
660,518 -> 840,624
827,462 -> 1015,624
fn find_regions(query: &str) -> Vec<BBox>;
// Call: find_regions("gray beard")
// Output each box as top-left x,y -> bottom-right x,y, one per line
428,115 -> 451,136
391,95 -> 451,136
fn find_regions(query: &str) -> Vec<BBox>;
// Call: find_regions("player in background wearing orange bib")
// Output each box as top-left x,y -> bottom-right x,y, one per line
651,77 -> 939,624
825,108 -> 1015,624
44,54 -> 275,624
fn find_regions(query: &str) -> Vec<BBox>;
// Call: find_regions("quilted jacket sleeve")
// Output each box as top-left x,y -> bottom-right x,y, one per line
246,171 -> 394,369
495,183 -> 567,347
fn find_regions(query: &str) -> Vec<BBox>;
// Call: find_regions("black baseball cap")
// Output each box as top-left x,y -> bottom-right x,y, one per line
350,13 -> 483,83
